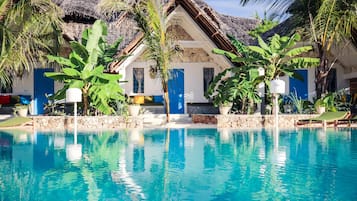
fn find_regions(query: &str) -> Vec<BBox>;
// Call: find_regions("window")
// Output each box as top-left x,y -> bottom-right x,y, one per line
133,68 -> 144,93
203,68 -> 214,93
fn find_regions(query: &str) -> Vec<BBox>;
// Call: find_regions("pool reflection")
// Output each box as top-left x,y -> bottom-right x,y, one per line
0,128 -> 356,201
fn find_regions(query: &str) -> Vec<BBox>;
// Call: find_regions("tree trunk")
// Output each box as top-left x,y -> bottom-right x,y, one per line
315,43 -> 330,99
83,92 -> 89,116
162,81 -> 170,123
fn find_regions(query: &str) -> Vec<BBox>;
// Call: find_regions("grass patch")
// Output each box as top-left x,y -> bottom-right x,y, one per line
0,116 -> 32,127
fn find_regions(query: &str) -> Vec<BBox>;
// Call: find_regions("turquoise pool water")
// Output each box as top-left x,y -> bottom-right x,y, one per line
0,128 -> 356,200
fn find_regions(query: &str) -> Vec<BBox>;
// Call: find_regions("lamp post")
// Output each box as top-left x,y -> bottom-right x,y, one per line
270,78 -> 285,129
270,78 -> 285,150
65,88 -> 82,162
257,67 -> 265,114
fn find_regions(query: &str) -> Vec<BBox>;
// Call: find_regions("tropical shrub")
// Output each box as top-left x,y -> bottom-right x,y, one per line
0,0 -> 63,87
232,33 -> 319,90
314,89 -> 351,112
45,20 -> 126,115
206,36 -> 262,114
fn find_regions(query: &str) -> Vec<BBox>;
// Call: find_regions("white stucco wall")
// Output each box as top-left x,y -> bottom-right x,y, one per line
12,68 -> 63,97
336,64 -> 349,90
124,62 -> 220,103
12,72 -> 33,97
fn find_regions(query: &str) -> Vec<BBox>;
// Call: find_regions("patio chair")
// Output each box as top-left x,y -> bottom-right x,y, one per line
295,111 -> 351,127
338,113 -> 357,127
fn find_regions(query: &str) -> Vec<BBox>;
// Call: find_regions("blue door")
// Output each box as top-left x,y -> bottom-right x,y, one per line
289,69 -> 308,99
168,69 -> 184,114
34,68 -> 54,115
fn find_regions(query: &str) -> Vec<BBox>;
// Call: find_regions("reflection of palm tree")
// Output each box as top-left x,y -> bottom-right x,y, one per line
162,128 -> 170,198
111,149 -> 146,200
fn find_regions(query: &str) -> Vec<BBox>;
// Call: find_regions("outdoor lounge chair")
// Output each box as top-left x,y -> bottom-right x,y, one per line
295,111 -> 351,127
337,113 -> 357,127
0,116 -> 32,128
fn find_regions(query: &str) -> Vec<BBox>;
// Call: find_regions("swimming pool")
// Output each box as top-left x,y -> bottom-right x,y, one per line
0,128 -> 356,200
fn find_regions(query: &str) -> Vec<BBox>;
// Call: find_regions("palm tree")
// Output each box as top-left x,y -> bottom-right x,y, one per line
311,0 -> 356,97
133,0 -> 173,122
240,0 -> 357,98
0,0 -> 63,87
98,0 -> 175,122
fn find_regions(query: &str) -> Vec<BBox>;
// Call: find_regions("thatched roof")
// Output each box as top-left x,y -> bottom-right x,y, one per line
191,0 -> 259,44
262,17 -> 301,40
56,0 -> 259,61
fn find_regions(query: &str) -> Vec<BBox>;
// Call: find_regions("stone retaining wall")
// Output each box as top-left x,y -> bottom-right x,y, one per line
192,114 -> 217,124
216,114 -> 318,128
192,114 -> 318,128
33,116 -> 143,131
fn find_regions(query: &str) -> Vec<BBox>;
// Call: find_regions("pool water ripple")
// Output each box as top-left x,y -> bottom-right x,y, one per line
0,128 -> 357,200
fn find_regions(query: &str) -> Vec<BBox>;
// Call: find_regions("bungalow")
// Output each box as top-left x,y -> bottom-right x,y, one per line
263,18 -> 357,103
3,0 -> 357,115
4,0 -> 259,115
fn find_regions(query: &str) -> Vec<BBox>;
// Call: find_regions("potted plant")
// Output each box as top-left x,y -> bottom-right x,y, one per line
314,93 -> 337,114
14,104 -> 29,117
314,98 -> 326,114
127,96 -> 141,116
204,72 -> 234,115
219,101 -> 233,115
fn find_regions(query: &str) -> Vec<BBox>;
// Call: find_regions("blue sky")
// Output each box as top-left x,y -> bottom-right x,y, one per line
204,0 -> 280,19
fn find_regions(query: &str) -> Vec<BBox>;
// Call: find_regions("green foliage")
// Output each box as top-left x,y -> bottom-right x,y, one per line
0,0 -> 63,87
287,90 -> 304,114
133,0 -> 179,122
314,89 -> 351,112
207,36 -> 262,114
45,20 -> 125,115
249,18 -> 279,38
237,33 -> 319,91
210,33 -> 318,113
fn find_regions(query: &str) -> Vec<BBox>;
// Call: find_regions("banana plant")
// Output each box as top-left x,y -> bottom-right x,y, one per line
206,36 -> 262,114
45,20 -> 126,115
213,33 -> 319,97
226,33 -> 319,89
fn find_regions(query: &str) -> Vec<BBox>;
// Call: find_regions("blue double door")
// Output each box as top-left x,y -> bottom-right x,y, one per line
168,69 -> 185,114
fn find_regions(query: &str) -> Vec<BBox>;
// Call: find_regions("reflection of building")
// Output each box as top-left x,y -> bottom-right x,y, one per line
169,129 -> 185,170
5,0 -> 262,115
33,133 -> 54,170
12,135 -> 34,170
0,133 -> 13,161
133,145 -> 145,172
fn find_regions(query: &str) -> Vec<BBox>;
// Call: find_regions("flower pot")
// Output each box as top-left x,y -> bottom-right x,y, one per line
16,107 -> 28,117
219,103 -> 232,115
316,106 -> 326,114
283,104 -> 293,113
128,104 -> 141,116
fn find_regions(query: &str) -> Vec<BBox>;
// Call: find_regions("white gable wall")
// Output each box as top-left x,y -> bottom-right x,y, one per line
119,5 -> 232,111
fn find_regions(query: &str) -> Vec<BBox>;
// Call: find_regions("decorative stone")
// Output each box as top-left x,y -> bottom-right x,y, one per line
33,116 -> 143,131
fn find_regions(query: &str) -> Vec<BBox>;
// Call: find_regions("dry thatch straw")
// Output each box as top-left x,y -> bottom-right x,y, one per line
56,0 -> 260,62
